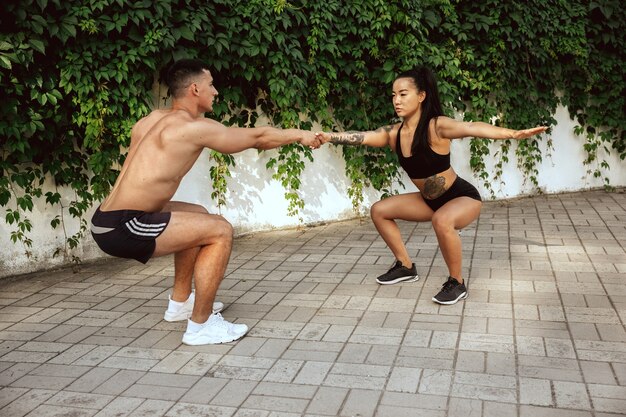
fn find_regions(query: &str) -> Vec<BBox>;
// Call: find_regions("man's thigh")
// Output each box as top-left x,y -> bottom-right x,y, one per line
162,201 -> 209,214
153,211 -> 232,257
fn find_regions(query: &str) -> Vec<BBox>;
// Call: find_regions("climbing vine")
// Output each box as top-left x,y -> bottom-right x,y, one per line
1,0 -> 623,261
208,151 -> 235,213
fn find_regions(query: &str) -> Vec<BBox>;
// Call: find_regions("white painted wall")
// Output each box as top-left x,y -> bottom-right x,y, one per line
1,105 -> 624,278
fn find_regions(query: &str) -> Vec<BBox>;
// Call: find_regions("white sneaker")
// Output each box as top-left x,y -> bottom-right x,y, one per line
182,313 -> 248,345
163,292 -> 224,322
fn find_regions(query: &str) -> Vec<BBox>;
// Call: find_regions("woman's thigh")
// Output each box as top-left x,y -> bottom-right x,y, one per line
371,192 -> 435,222
432,197 -> 482,229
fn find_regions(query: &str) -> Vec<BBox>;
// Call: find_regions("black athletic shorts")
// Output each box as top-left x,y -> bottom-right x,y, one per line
423,176 -> 482,212
90,206 -> 171,264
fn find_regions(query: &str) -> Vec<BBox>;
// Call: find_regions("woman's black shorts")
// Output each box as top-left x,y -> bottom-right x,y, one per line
423,176 -> 482,212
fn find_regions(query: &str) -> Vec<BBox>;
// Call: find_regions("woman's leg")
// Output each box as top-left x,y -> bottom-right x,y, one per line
370,192 -> 434,267
430,197 -> 482,283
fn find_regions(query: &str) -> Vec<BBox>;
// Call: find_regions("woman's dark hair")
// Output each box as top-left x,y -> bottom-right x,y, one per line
159,59 -> 209,98
395,67 -> 444,154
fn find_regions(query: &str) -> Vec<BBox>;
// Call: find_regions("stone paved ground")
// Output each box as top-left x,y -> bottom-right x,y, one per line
0,189 -> 625,417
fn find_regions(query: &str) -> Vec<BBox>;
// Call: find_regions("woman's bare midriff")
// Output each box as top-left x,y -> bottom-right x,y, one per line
412,167 -> 457,200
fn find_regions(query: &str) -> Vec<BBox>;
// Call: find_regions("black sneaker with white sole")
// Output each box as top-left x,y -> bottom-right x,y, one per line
432,277 -> 468,305
376,261 -> 419,285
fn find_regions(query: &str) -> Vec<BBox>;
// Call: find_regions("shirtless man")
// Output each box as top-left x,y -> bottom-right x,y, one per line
90,59 -> 320,345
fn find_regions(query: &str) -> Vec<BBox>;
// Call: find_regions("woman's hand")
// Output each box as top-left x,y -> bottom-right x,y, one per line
314,131 -> 332,144
511,126 -> 548,140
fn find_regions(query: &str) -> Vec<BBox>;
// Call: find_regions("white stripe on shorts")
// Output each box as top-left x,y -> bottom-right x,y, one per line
125,218 -> 166,237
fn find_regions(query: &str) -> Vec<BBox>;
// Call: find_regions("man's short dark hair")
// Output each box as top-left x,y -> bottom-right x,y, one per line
162,59 -> 210,98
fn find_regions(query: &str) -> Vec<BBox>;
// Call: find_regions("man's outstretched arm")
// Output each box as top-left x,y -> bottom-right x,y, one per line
188,119 -> 320,154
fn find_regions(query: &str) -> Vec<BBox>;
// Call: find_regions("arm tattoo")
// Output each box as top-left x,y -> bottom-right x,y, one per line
422,175 -> 447,199
329,131 -> 365,145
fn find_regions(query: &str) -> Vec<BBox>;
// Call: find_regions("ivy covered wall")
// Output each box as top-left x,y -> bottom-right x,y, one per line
1,0 -> 624,270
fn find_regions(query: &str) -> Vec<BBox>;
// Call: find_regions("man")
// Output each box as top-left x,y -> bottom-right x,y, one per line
91,59 -> 320,345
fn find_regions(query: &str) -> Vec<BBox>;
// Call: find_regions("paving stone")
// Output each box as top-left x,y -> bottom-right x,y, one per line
0,387 -> 29,408
92,395 -> 143,417
127,399 -> 174,417
519,377 -> 552,406
553,381 -> 591,409
92,370 -> 145,396
520,405 -> 591,417
580,360 -> 617,385
165,402 -> 236,417
18,404 -> 96,416
483,401 -> 518,417
448,397 -> 482,417
292,361 -> 332,385
305,386 -> 348,415
0,388 -> 56,417
340,389 -> 381,417
46,391 -> 114,409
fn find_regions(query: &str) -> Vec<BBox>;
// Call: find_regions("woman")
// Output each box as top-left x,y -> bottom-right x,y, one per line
316,67 -> 546,305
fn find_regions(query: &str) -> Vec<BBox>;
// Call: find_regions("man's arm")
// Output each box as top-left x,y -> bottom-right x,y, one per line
317,124 -> 397,148
188,119 -> 319,154
435,116 -> 547,140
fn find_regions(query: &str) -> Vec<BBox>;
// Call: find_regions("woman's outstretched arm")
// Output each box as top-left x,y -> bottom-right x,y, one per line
435,116 -> 547,140
316,124 -> 398,148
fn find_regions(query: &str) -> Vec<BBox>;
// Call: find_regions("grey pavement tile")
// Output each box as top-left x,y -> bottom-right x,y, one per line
122,383 -> 187,402
448,397 -> 482,417
179,377 -> 228,405
45,391 -> 114,409
0,387 -> 29,408
519,405 -> 592,416
0,388 -> 56,417
92,370 -> 145,396
92,396 -> 144,417
0,362 -> 39,385
519,377 -> 552,406
396,346 -> 454,370
127,399 -> 174,417
305,386 -> 347,415
19,404 -> 97,417
165,402 -> 236,417
241,395 -> 308,414
340,389 -> 381,417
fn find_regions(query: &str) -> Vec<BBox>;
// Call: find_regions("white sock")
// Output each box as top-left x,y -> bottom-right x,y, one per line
167,296 -> 185,312
168,292 -> 194,311
186,319 -> 203,333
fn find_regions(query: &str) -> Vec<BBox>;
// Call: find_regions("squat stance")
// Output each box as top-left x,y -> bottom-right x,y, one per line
91,59 -> 320,344
317,67 -> 546,304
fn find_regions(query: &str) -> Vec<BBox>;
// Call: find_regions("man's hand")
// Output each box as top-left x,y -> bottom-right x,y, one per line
314,132 -> 332,144
300,130 -> 322,149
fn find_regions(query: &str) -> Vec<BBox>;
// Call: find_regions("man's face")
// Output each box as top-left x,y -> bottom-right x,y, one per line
196,70 -> 219,112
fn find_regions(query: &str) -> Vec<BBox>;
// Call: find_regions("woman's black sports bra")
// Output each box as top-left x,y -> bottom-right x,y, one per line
395,122 -> 451,179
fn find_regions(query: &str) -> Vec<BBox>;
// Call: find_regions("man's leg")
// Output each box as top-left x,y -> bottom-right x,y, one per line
153,210 -> 246,344
161,202 -> 207,302
160,202 -> 224,318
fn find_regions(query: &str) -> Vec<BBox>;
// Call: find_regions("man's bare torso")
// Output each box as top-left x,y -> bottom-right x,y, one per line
100,109 -> 206,213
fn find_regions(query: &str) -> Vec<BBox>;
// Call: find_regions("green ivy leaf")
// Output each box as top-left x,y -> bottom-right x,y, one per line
0,56 -> 11,69
30,39 -> 46,54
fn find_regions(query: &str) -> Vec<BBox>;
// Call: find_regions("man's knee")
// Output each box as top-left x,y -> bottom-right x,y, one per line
214,215 -> 234,241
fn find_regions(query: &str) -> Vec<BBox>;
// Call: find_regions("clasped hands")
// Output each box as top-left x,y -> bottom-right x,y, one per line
300,131 -> 332,149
